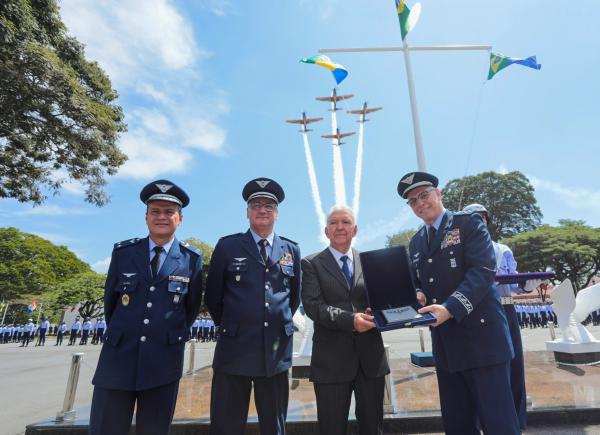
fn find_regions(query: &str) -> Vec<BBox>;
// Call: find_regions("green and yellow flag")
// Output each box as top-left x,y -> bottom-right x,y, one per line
395,0 -> 421,40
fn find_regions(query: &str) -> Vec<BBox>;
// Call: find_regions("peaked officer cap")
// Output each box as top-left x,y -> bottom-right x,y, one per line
140,179 -> 190,208
242,178 -> 285,204
463,203 -> 491,224
397,171 -> 439,199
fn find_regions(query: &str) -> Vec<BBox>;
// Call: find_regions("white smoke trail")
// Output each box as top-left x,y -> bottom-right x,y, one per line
301,132 -> 327,234
352,120 -> 364,221
330,108 -> 347,206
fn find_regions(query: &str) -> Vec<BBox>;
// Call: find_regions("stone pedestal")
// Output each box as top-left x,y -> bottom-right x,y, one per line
546,340 -> 600,364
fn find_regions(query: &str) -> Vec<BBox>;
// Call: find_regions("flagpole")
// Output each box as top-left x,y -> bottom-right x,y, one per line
402,39 -> 426,171
1,301 -> 8,324
36,303 -> 43,323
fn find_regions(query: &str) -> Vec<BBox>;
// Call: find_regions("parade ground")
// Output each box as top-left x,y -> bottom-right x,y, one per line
3,325 -> 600,435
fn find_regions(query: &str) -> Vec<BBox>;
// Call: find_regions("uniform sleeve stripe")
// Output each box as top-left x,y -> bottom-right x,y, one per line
451,291 -> 473,315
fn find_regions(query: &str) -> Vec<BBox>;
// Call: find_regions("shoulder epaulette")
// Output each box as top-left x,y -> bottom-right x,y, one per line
279,236 -> 298,245
220,232 -> 244,241
180,241 -> 202,256
114,238 -> 142,250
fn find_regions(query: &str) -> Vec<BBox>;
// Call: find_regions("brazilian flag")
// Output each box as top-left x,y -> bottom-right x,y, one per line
488,53 -> 541,80
395,0 -> 421,41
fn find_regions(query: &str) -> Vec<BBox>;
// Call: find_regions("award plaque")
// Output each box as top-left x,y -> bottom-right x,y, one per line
359,246 -> 436,331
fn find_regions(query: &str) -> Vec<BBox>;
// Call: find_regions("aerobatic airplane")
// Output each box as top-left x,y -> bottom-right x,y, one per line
321,128 -> 356,146
315,88 -> 354,111
347,102 -> 383,122
285,112 -> 323,133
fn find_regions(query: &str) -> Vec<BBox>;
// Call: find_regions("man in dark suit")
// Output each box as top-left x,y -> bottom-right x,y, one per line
398,171 -> 520,435
89,179 -> 203,435
205,178 -> 301,435
301,205 -> 389,435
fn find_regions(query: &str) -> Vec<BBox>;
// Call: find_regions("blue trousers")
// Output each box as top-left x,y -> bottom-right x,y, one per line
209,371 -> 289,435
437,361 -> 520,435
504,304 -> 527,429
89,381 -> 179,435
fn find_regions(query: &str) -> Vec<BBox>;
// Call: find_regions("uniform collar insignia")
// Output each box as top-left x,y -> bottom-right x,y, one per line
401,174 -> 414,184
255,180 -> 270,188
234,257 -> 247,262
155,183 -> 173,193
123,273 -> 137,277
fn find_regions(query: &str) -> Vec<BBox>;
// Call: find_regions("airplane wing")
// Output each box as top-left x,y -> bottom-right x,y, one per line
337,94 -> 354,100
346,109 -> 364,115
321,134 -> 336,139
286,120 -> 304,124
316,96 -> 333,102
338,132 -> 355,138
364,107 -> 383,113
305,117 -> 323,123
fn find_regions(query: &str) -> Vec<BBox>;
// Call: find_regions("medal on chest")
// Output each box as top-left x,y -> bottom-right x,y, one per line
121,294 -> 130,306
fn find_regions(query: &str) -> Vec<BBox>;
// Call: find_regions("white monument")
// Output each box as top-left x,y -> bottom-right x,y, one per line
546,279 -> 600,364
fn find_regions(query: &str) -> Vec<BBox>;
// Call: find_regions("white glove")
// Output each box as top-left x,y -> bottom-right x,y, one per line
524,279 -> 543,292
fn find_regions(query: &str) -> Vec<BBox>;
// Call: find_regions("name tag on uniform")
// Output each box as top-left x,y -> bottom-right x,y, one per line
169,275 -> 190,283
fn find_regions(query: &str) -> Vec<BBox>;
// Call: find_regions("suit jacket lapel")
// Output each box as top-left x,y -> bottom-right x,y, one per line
133,237 -> 152,282
320,248 -> 350,291
241,230 -> 264,265
269,235 -> 284,266
156,238 -> 183,283
351,248 -> 362,289
428,211 -> 451,256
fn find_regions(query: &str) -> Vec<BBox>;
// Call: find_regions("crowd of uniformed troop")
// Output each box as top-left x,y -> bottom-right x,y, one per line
514,302 -> 557,329
11,172 -> 577,435
0,313 -> 217,346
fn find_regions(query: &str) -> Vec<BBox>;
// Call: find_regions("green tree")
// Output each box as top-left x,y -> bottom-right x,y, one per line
386,228 -> 418,248
183,238 -> 214,286
0,227 -> 89,301
0,0 -> 127,206
50,271 -> 105,319
505,220 -> 600,291
441,171 -> 542,240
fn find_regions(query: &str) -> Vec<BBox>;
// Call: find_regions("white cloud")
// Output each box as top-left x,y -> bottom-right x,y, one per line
15,205 -> 92,216
497,164 -> 509,175
50,169 -> 86,196
198,0 -> 235,16
354,209 -> 418,247
117,130 -> 193,179
33,232 -> 77,245
92,256 -> 112,274
529,176 -> 600,214
59,0 -> 229,180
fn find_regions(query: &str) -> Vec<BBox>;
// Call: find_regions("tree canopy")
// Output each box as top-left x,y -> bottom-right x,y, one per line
0,227 -> 89,301
441,171 -> 542,240
0,0 -> 127,206
505,220 -> 600,291
50,271 -> 105,319
386,228 -> 418,248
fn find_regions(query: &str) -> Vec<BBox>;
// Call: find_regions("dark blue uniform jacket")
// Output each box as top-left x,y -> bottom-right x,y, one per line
205,230 -> 301,377
92,237 -> 202,391
409,211 -> 513,373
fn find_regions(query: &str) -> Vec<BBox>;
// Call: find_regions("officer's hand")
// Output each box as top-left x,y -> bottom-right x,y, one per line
416,292 -> 426,306
353,312 -> 376,333
418,304 -> 452,327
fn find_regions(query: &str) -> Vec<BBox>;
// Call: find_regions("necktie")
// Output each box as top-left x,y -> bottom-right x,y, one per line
151,246 -> 164,277
259,239 -> 269,265
428,226 -> 437,248
340,255 -> 353,287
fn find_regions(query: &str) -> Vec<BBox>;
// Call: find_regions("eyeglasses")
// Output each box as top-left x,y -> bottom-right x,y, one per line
249,202 -> 277,212
406,188 -> 435,207
148,208 -> 179,217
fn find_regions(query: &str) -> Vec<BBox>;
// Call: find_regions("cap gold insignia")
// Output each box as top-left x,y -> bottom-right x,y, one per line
156,183 -> 173,193
255,180 -> 271,188
121,294 -> 130,306
401,174 -> 415,184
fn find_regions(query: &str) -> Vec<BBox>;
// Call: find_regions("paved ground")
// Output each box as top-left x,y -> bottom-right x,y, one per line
0,323 -> 598,435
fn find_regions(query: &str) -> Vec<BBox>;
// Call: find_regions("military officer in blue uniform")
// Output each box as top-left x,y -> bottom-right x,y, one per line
398,172 -> 520,435
205,177 -> 301,435
463,203 -> 528,429
89,179 -> 203,435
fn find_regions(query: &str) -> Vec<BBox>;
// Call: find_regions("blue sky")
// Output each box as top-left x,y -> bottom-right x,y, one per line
3,0 -> 600,273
